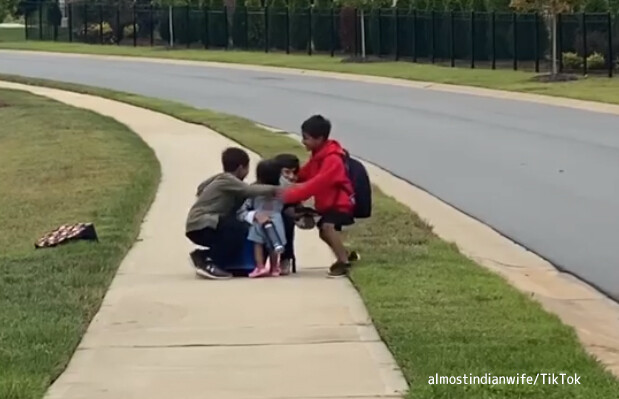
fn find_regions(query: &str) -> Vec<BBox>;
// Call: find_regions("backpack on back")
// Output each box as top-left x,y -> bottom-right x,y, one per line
341,151 -> 372,219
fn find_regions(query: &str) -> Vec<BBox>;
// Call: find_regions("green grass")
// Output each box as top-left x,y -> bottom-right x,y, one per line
0,88 -> 159,399
4,41 -> 619,105
3,74 -> 618,398
0,27 -> 25,42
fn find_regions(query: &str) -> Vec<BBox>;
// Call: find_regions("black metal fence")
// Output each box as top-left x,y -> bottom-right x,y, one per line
23,2 -> 619,77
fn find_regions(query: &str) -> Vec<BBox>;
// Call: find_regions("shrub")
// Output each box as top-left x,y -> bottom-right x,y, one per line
74,22 -> 115,44
123,23 -> 137,38
562,51 -> 582,70
587,52 -> 606,70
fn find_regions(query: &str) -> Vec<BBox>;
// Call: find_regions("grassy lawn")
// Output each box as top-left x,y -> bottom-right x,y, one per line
0,27 -> 25,42
0,88 -> 159,399
3,74 -> 617,398
3,41 -> 619,105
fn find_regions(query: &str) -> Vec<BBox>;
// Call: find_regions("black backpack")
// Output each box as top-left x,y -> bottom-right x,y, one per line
341,151 -> 372,219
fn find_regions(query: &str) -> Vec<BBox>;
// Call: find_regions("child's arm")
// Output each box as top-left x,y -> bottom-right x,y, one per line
237,198 -> 256,225
237,198 -> 271,225
223,178 -> 279,198
282,154 -> 343,204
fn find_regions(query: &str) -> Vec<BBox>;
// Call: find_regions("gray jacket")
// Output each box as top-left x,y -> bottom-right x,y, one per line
185,172 -> 277,233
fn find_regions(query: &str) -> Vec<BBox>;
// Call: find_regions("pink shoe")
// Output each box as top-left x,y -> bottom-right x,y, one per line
249,266 -> 270,278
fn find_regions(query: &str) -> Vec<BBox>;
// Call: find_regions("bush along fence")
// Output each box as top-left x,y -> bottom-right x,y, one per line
22,1 -> 619,76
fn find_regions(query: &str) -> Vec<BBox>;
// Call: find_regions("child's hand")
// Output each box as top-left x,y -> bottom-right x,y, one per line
254,211 -> 271,225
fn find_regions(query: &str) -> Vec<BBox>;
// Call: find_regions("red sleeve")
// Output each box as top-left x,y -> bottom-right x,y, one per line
284,154 -> 342,204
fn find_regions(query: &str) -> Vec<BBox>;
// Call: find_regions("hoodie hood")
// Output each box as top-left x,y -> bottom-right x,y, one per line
312,139 -> 346,161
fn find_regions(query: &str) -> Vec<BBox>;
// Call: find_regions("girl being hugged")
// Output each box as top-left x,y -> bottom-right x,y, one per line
241,159 -> 288,278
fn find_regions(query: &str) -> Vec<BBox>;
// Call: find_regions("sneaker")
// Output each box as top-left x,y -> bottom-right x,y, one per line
190,250 -> 232,280
348,250 -> 361,263
327,261 -> 351,278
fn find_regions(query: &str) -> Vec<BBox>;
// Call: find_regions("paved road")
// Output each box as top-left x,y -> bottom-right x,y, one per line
3,52 -> 619,301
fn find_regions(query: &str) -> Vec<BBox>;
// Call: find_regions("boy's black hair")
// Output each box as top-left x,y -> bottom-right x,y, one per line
255,159 -> 282,186
274,153 -> 300,172
221,147 -> 250,173
301,115 -> 331,140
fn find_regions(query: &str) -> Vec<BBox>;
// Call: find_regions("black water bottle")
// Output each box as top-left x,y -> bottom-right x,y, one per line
263,221 -> 285,254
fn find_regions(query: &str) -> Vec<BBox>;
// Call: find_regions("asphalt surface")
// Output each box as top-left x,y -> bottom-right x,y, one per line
2,52 -> 618,301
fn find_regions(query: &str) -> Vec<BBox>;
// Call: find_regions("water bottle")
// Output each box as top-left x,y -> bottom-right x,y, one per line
262,221 -> 285,254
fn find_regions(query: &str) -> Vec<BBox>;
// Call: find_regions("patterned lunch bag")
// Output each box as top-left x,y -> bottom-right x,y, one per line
34,223 -> 99,249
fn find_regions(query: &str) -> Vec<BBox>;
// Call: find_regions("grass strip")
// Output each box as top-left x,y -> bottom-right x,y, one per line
2,75 -> 618,398
0,27 -> 25,42
0,88 -> 159,399
3,40 -> 619,106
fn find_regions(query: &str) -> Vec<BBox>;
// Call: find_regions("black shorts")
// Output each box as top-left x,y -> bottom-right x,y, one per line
317,210 -> 354,231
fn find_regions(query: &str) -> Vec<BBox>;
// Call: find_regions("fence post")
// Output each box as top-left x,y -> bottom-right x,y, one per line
430,10 -> 435,64
133,5 -> 138,47
308,7 -> 313,55
558,13 -> 563,72
68,3 -> 73,42
116,5 -> 121,45
204,5 -> 210,49
330,6 -> 335,57
534,12 -> 540,72
470,11 -> 475,69
354,8 -> 359,57
512,12 -> 517,70
582,13 -> 587,75
150,5 -> 154,46
223,6 -> 229,49
284,6 -> 289,53
184,6 -> 190,48
53,4 -> 58,41
24,10 -> 29,40
38,2 -> 43,40
99,4 -> 104,44
449,11 -> 454,67
264,5 -> 269,52
83,3 -> 87,42
608,12 -> 613,78
491,11 -> 496,69
412,9 -> 417,62
377,8 -> 382,57
394,8 -> 399,60
244,6 -> 249,50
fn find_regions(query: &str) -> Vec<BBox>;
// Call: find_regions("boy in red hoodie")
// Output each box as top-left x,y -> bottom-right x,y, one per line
283,115 -> 355,278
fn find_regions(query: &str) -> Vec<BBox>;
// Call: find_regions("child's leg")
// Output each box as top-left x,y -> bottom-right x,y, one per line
280,209 -> 296,275
317,211 -> 355,278
249,243 -> 271,278
254,243 -> 266,268
269,252 -> 282,276
318,223 -> 349,264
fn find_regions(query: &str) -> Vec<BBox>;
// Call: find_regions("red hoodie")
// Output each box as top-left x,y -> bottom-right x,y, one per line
283,140 -> 354,214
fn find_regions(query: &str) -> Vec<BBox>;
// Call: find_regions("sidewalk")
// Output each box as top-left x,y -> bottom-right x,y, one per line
0,82 -> 408,399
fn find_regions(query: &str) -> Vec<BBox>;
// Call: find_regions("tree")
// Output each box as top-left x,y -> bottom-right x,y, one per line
338,0 -> 371,58
510,0 -> 581,76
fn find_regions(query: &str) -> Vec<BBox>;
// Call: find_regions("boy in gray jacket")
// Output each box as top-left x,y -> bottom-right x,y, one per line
185,147 -> 278,280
